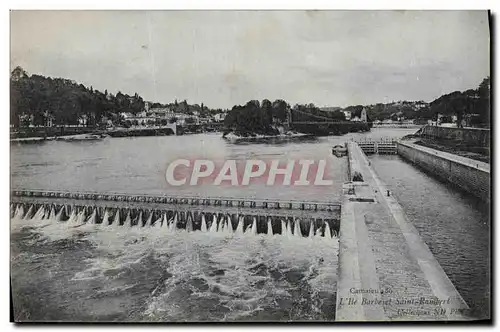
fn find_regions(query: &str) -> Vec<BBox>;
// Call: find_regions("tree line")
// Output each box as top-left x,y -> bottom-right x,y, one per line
10,66 -> 224,128
363,77 -> 490,127
10,66 -> 147,127
428,77 -> 490,127
10,66 -> 490,130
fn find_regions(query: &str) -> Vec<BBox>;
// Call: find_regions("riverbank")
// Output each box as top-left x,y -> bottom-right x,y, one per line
414,139 -> 489,164
10,125 -> 177,141
222,131 -> 310,140
11,133 -> 107,144
222,122 -> 371,140
10,126 -> 96,139
105,126 -> 176,138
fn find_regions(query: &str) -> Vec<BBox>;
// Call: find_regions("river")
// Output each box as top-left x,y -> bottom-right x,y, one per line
12,127 -> 490,322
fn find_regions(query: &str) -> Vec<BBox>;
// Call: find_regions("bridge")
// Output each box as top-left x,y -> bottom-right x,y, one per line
282,108 -> 371,134
288,108 -> 365,125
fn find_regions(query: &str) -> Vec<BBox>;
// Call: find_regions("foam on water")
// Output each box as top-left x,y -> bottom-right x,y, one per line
267,218 -> 273,236
209,215 -> 218,233
201,215 -> 208,233
11,207 -> 339,321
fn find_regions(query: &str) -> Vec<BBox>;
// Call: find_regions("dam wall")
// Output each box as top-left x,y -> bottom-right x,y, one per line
336,142 -> 469,321
397,141 -> 490,202
10,191 -> 342,237
10,201 -> 338,237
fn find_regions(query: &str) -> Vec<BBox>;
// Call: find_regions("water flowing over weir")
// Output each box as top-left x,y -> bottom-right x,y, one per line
10,191 -> 341,238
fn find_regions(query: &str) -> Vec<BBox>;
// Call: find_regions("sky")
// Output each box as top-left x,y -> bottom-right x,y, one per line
10,10 -> 490,109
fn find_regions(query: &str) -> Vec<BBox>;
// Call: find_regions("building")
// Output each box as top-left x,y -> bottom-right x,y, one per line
18,114 -> 34,127
119,112 -> 134,119
214,112 -> 227,122
78,114 -> 89,126
175,114 -> 199,125
414,101 -> 428,110
198,117 -> 211,124
343,111 -> 352,121
148,107 -> 176,119
100,116 -> 113,128
360,108 -> 367,122
350,109 -> 367,122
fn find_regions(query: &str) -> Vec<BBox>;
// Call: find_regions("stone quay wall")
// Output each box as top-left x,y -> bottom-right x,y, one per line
397,141 -> 490,202
419,126 -> 490,149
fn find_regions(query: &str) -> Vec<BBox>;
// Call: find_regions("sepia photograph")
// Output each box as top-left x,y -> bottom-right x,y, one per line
9,9 -> 491,323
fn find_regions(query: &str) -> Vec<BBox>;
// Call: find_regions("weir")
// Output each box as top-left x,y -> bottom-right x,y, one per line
12,190 -> 340,215
10,191 -> 341,237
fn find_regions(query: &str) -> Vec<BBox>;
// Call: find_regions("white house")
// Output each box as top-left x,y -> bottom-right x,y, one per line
343,111 -> 352,121
414,102 -> 428,110
119,112 -> 134,119
214,112 -> 227,122
148,108 -> 175,119
78,114 -> 88,126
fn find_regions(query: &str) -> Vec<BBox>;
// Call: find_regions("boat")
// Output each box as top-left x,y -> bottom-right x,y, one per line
332,144 -> 347,157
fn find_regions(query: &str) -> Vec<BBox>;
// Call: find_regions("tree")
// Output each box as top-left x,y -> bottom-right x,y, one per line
262,99 -> 273,124
330,110 -> 346,121
9,67 -> 154,129
272,99 -> 289,122
477,76 -> 490,125
427,78 -> 490,128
